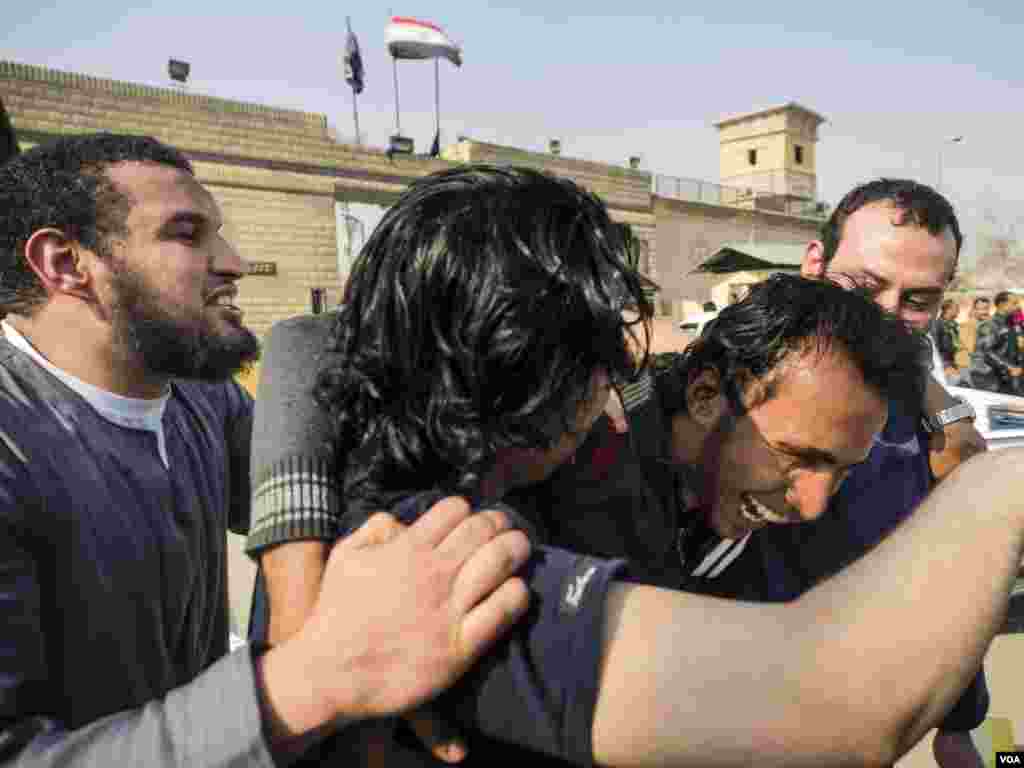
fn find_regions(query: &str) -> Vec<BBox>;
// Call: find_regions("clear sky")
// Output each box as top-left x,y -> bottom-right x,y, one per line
6,0 -> 1024,266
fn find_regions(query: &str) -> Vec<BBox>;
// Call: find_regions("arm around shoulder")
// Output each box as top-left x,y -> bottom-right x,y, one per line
591,450 -> 1024,767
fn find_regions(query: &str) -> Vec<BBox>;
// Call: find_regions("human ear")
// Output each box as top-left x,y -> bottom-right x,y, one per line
685,368 -> 726,429
801,240 -> 827,279
22,229 -> 94,300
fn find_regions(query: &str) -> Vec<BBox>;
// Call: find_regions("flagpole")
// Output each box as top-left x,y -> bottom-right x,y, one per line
344,16 -> 363,145
434,58 -> 441,150
352,89 -> 361,145
392,56 -> 402,135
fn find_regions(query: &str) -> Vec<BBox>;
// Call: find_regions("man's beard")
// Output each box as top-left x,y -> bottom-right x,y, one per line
108,266 -> 260,381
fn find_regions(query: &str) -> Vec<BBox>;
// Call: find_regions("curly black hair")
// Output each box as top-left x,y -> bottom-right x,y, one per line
657,273 -> 928,415
315,164 -> 655,507
818,178 -> 963,277
0,133 -> 192,315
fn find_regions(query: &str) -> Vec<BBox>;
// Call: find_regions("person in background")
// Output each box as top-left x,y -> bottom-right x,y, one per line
956,297 -> 988,371
972,290 -> 1021,393
934,298 -> 965,385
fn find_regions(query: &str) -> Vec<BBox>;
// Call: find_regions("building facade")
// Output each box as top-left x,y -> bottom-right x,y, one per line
1,61 -> 827,335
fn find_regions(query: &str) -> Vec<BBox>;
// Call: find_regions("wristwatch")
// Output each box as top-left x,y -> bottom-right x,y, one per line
922,396 -> 976,433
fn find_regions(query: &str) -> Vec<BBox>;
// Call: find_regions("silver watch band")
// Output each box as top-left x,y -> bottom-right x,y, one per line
924,397 -> 975,433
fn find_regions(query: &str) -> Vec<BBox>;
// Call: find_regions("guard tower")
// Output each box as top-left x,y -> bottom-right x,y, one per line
714,102 -> 825,215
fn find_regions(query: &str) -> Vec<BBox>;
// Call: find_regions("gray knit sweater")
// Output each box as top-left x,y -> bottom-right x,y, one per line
245,312 -> 342,555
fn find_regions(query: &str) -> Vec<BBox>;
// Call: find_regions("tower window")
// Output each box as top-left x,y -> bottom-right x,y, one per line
795,145 -> 804,164
747,149 -> 757,166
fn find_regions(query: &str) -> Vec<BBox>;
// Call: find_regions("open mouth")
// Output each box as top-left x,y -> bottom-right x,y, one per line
739,493 -> 788,525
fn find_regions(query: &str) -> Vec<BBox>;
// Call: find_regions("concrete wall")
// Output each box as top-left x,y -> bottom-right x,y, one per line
653,195 -> 818,309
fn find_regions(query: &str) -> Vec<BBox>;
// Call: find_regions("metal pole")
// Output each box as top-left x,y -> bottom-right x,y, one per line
434,58 -> 441,145
392,57 -> 402,134
352,89 -> 361,145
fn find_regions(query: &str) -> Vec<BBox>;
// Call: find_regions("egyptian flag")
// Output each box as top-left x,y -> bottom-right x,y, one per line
386,16 -> 462,66
343,21 -> 365,94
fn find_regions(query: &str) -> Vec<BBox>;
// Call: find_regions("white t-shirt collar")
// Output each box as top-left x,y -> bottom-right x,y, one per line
2,321 -> 170,467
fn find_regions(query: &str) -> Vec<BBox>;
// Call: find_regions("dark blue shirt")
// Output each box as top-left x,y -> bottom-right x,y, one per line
0,339 -> 269,765
753,396 -> 989,729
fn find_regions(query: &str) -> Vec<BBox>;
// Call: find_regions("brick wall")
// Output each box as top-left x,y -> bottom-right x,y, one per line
0,60 -> 453,337
2,60 -> 821,330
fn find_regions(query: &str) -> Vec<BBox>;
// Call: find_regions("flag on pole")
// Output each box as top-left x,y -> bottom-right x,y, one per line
386,16 -> 462,67
344,19 -> 365,94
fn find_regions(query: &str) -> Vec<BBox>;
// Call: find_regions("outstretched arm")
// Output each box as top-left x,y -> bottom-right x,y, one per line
590,449 -> 1023,767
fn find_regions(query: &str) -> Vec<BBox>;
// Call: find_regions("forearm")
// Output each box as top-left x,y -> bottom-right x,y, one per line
262,540 -> 330,645
4,650 -> 276,768
592,449 -> 1024,767
924,377 -> 987,480
796,449 -> 1024,759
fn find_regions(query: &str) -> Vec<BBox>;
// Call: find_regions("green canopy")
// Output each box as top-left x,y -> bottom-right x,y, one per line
695,242 -> 805,274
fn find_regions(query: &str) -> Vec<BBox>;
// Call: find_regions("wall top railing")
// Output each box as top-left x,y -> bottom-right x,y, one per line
653,173 -> 829,220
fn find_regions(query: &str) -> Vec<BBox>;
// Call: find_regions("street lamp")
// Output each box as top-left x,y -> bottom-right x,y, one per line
936,135 -> 964,192
168,59 -> 190,84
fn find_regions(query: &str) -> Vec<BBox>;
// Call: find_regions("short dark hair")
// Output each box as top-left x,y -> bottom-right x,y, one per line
0,99 -> 18,165
819,179 -> 963,275
0,133 -> 192,316
973,296 -> 991,309
658,273 -> 927,414
315,164 -> 654,507
994,291 -> 1012,308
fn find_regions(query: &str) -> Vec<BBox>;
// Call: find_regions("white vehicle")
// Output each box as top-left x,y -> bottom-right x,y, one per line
678,311 -> 718,337
947,385 -> 1024,451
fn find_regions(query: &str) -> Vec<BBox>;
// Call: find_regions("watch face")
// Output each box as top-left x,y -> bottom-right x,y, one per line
942,399 -> 974,426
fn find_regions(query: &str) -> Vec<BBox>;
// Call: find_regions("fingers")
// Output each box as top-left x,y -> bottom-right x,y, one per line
406,496 -> 474,549
340,511 -> 405,550
456,577 -> 531,665
449,527 -> 531,616
434,508 -> 511,566
404,707 -> 469,764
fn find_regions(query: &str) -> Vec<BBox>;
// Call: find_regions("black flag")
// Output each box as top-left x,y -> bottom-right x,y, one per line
344,20 -> 365,94
0,99 -> 19,164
